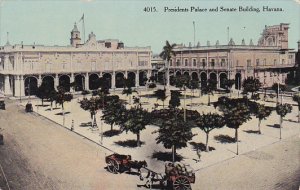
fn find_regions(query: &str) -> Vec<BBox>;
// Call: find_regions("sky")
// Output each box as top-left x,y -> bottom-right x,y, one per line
0,0 -> 299,54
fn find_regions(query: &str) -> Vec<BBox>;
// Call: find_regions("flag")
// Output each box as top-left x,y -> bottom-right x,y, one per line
78,14 -> 84,23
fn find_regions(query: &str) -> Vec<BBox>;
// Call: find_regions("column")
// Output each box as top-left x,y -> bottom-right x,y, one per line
85,73 -> 89,90
4,75 -> 12,96
20,75 -> 25,97
3,55 -> 10,71
217,73 -> 220,89
112,71 -> 116,89
14,75 -> 20,97
38,75 -> 42,87
70,73 -> 75,92
54,74 -> 59,90
125,70 -> 128,79
136,70 -> 139,87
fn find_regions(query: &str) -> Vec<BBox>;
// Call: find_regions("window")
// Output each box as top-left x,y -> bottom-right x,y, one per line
256,59 -> 260,66
282,59 -> 285,64
274,59 -> 277,65
221,59 -> 226,67
202,59 -> 206,67
247,59 -> 251,66
193,59 -> 197,67
236,60 -> 239,66
184,59 -> 188,66
211,59 -> 215,67
176,59 -> 180,66
170,59 -> 173,66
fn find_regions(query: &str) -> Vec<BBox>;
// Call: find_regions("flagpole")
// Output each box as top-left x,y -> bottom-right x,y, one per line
82,14 -> 85,43
227,27 -> 229,43
193,21 -> 195,47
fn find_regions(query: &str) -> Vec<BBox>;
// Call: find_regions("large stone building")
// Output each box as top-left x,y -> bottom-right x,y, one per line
164,23 -> 296,89
0,23 -> 152,97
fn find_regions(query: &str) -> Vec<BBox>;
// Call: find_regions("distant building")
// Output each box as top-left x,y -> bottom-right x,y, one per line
164,23 -> 296,89
0,23 -> 152,97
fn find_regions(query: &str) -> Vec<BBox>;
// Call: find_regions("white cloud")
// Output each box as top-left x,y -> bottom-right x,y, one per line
80,0 -> 94,2
295,0 -> 300,4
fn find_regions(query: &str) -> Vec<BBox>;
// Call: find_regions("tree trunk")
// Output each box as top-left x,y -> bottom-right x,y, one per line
42,99 -> 44,106
172,145 -> 176,163
208,94 -> 210,106
50,101 -> 53,111
111,123 -> 113,131
162,100 -> 164,108
280,116 -> 282,140
235,128 -> 239,155
258,119 -> 262,134
137,131 -> 140,147
205,132 -> 209,152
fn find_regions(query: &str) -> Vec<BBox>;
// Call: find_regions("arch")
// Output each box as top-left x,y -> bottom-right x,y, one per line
89,73 -> 100,90
209,72 -> 217,88
139,71 -> 147,86
127,72 -> 136,88
219,73 -> 228,89
175,71 -> 182,76
191,72 -> 199,81
200,72 -> 207,87
24,76 -> 38,96
74,74 -> 85,91
115,72 -> 125,88
41,76 -> 54,91
183,71 -> 189,77
59,75 -> 70,92
235,73 -> 242,90
102,73 -> 112,88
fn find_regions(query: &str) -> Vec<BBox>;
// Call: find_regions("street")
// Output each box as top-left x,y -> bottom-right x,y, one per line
0,100 -> 299,190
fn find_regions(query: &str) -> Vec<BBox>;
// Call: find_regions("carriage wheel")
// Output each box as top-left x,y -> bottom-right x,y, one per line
107,159 -> 119,174
173,176 -> 191,190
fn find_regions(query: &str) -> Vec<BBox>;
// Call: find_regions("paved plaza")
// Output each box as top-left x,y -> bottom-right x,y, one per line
0,87 -> 297,189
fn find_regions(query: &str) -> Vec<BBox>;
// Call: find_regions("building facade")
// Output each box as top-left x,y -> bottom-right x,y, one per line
0,23 -> 152,97
165,23 -> 296,89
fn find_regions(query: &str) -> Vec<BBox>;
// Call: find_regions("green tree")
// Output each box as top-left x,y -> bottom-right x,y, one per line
102,99 -> 126,131
271,83 -> 287,103
55,86 -> 73,116
79,97 -> 101,127
201,78 -> 217,106
36,84 -> 48,106
292,95 -> 300,123
276,103 -> 292,139
169,90 -> 181,109
242,77 -> 262,98
195,113 -> 225,152
224,79 -> 235,96
154,88 -> 167,108
48,89 -> 57,111
253,103 -> 273,134
153,110 -> 194,162
223,102 -> 251,155
159,41 -> 176,88
123,106 -> 151,147
122,78 -> 136,104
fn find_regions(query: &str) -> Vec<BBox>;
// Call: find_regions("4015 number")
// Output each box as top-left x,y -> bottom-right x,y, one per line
143,7 -> 157,12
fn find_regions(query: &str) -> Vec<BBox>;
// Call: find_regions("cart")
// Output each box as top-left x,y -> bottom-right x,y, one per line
105,153 -> 147,174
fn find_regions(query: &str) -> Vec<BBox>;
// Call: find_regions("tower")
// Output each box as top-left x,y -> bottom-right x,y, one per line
258,23 -> 289,49
70,23 -> 81,47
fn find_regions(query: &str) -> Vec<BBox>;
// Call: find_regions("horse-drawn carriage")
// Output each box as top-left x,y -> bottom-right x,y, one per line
139,161 -> 195,190
105,153 -> 147,174
105,153 -> 195,189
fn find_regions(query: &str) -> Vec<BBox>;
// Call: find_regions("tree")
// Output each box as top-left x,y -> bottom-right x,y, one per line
292,95 -> 300,123
122,78 -> 135,104
153,110 -> 194,162
201,78 -> 217,106
253,103 -> 273,134
154,88 -> 167,108
195,113 -> 225,152
79,97 -> 101,127
55,86 -> 73,116
123,106 -> 151,147
159,41 -> 176,88
169,90 -> 181,109
102,99 -> 126,131
271,83 -> 287,103
222,102 -> 251,155
276,103 -> 292,139
48,89 -> 57,111
224,79 -> 235,96
242,77 -> 262,98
